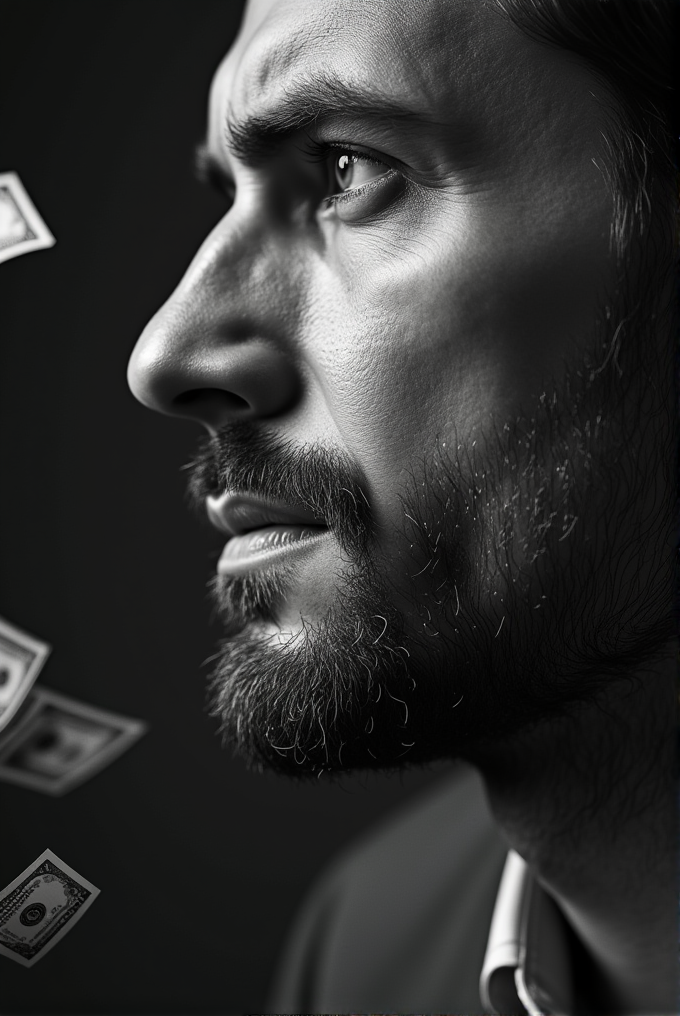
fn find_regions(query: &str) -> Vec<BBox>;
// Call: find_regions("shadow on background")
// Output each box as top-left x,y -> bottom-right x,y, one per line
0,3 -> 454,1012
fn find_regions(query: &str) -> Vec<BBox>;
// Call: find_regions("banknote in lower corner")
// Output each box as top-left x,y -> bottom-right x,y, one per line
0,848 -> 99,967
0,686 -> 147,794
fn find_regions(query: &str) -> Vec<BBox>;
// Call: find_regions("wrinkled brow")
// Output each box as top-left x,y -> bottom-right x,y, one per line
223,72 -> 439,165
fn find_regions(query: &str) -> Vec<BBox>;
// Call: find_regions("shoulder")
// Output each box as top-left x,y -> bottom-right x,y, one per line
268,764 -> 509,1014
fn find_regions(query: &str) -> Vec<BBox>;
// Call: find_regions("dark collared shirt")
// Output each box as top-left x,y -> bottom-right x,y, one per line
267,764 -> 590,1014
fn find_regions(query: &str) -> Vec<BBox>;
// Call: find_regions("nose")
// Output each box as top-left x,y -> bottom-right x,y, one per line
127,214 -> 302,431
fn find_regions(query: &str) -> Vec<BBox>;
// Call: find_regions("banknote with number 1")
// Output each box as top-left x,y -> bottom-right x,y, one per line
0,616 -> 51,734
0,849 -> 100,967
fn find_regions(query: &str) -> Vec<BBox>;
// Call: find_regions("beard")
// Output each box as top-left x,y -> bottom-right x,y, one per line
186,257 -> 677,780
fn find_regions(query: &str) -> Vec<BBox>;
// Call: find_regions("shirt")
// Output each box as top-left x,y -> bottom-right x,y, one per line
267,764 -> 585,1014
481,850 -> 580,1015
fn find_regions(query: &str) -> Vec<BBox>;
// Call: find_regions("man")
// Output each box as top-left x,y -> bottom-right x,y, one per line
127,0 -> 678,1011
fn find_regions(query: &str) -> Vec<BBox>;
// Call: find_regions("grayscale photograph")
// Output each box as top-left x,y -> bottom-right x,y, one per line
0,1 -> 677,1013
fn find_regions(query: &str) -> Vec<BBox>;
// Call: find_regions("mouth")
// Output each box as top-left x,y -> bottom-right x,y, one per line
206,492 -> 330,576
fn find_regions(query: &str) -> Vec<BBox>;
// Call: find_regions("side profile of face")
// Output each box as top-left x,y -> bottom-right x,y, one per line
128,0 -> 675,776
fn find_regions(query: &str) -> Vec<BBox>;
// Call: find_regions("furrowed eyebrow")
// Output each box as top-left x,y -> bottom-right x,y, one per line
223,74 -> 435,165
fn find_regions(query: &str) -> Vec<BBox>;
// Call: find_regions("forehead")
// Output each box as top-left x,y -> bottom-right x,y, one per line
214,0 -> 493,102
207,0 -> 598,156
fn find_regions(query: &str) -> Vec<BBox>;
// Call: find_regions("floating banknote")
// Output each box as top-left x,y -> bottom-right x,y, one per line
0,848 -> 100,967
0,172 -> 56,264
0,686 -> 147,795
0,616 -> 51,734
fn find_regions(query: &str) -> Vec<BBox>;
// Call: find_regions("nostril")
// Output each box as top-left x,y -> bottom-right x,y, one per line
172,388 -> 251,419
128,336 -> 300,424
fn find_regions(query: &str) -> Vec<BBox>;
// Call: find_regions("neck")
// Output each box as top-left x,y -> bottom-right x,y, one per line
475,648 -> 678,1015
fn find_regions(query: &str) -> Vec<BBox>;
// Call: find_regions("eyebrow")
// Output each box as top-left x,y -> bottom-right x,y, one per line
194,73 -> 446,186
228,75 -> 432,160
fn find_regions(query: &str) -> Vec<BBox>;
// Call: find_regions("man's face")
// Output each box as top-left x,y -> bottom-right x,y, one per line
128,0 -> 675,775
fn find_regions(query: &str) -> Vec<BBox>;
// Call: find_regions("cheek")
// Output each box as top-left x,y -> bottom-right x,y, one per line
325,180 -> 609,421
308,295 -> 501,533
307,168 -> 612,528
307,228 -> 504,500
466,207 -> 612,402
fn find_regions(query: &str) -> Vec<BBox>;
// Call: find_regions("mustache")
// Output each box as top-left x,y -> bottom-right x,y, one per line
185,420 -> 374,559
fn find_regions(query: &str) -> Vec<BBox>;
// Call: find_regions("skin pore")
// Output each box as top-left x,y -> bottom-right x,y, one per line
127,0 -> 678,1011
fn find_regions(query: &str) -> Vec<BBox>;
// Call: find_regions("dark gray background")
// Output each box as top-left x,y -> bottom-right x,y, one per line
0,3 -> 453,1012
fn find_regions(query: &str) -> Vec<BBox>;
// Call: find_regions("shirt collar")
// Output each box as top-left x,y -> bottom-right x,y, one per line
479,850 -> 577,1015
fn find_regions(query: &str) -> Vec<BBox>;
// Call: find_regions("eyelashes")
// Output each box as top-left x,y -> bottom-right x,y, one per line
195,135 -> 404,221
296,136 -> 398,209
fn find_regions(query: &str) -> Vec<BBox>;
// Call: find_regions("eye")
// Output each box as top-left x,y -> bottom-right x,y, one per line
304,140 -> 404,221
333,151 -> 390,193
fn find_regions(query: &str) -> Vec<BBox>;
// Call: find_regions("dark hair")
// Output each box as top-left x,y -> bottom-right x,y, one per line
492,0 -> 677,259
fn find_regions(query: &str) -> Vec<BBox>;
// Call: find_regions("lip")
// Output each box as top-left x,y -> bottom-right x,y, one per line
216,524 -> 331,576
206,492 -> 326,537
207,492 -> 330,576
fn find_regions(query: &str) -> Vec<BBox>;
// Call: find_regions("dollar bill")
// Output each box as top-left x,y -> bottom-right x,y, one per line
0,171 -> 56,264
0,616 -> 51,734
0,849 -> 100,967
0,686 -> 147,795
